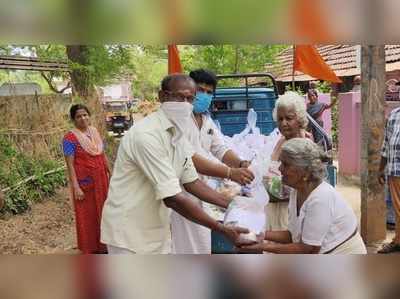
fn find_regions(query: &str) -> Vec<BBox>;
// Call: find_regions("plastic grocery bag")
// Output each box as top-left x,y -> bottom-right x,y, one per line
263,160 -> 291,200
243,109 -> 264,152
263,128 -> 281,158
230,109 -> 264,161
244,155 -> 270,206
235,108 -> 260,139
224,196 -> 267,242
206,178 -> 220,190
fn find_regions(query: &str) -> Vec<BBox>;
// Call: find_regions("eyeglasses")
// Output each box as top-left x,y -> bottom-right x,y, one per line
165,91 -> 195,103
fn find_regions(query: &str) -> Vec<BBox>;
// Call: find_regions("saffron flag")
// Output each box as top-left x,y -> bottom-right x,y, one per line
168,45 -> 183,74
292,0 -> 333,42
294,45 -> 342,83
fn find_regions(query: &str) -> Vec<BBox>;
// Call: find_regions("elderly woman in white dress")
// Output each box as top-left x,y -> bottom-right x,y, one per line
240,138 -> 366,254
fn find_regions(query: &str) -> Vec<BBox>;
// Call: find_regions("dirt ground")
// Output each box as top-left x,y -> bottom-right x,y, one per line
0,175 -> 396,254
335,179 -> 396,253
0,187 -> 78,254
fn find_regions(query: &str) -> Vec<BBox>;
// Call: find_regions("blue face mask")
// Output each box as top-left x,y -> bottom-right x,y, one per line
193,92 -> 212,113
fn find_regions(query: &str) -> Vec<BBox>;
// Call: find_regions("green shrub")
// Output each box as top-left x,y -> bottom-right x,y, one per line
0,136 -> 66,215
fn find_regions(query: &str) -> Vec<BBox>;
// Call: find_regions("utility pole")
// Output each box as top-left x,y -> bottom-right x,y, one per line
360,45 -> 387,244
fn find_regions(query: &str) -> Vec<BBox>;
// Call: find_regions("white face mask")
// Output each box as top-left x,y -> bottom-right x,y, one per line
161,101 -> 193,144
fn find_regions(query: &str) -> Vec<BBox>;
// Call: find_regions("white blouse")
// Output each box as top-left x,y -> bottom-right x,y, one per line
288,181 -> 358,253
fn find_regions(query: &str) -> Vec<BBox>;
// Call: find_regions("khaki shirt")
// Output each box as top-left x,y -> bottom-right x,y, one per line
101,109 -> 198,254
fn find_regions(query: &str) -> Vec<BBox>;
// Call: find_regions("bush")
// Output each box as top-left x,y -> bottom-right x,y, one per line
315,81 -> 332,93
0,136 -> 66,215
330,97 -> 338,149
285,84 -> 305,95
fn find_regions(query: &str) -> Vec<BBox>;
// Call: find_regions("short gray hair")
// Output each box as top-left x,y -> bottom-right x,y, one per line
273,91 -> 308,129
281,138 -> 329,181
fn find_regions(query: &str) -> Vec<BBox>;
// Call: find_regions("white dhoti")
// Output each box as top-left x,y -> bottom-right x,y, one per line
171,193 -> 211,254
107,245 -> 136,255
328,233 -> 367,254
265,202 -> 289,231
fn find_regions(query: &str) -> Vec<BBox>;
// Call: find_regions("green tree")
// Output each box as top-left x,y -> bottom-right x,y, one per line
0,44 -> 134,97
181,45 -> 287,74
65,45 -> 134,97
180,45 -> 288,87
32,45 -> 71,94
1,44 -> 288,98
129,46 -> 167,100
126,44 -> 288,99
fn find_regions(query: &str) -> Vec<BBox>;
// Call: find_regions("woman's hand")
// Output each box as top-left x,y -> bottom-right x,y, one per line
74,186 -> 85,201
236,242 -> 266,254
235,232 -> 266,253
218,223 -> 249,244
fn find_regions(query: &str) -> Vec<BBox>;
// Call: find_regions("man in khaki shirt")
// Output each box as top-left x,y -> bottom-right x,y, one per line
101,74 -> 248,254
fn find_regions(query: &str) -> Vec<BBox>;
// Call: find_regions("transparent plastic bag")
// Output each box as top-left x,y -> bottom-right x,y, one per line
263,161 -> 291,201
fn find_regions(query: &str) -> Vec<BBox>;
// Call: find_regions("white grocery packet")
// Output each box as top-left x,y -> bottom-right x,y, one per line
224,196 -> 267,241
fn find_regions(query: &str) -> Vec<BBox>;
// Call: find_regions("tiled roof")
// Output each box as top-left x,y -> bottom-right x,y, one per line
267,45 -> 400,82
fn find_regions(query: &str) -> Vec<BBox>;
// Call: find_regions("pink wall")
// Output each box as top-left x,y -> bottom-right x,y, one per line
338,92 -> 361,176
338,92 -> 400,176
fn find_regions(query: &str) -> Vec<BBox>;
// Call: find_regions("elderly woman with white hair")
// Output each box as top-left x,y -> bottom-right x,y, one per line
240,138 -> 366,254
266,91 -> 313,230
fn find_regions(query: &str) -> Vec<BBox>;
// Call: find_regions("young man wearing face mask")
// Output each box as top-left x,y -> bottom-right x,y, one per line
189,69 -> 251,169
101,74 -> 248,254
170,69 -> 255,254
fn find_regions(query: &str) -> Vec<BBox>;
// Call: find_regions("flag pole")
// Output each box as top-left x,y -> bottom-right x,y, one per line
292,45 -> 296,91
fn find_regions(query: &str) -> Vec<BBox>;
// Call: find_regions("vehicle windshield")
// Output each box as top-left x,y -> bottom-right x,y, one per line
107,104 -> 127,112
